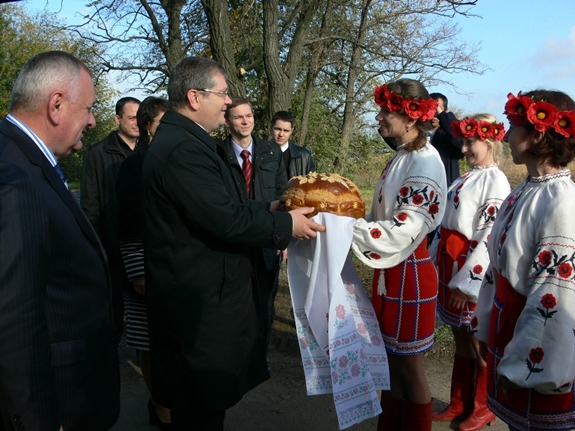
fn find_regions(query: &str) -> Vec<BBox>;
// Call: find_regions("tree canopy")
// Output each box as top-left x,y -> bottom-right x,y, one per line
0,2 -> 118,181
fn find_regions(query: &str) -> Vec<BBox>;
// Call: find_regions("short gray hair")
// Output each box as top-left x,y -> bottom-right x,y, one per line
168,57 -> 227,110
10,51 -> 90,112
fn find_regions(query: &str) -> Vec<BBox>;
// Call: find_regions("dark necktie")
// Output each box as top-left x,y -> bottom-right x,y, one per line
54,163 -> 67,184
240,149 -> 252,196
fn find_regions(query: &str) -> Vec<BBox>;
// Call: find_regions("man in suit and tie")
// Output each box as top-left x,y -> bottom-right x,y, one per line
218,97 -> 286,356
142,56 -> 324,431
0,51 -> 120,431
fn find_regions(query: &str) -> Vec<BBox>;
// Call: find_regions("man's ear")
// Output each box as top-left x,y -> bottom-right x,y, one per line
187,89 -> 200,111
47,92 -> 64,125
114,114 -> 121,126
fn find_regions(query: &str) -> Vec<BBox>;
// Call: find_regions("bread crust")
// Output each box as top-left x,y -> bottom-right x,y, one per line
280,172 -> 365,219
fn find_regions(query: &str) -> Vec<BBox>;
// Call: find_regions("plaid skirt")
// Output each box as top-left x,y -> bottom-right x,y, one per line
436,228 -> 475,327
371,239 -> 438,355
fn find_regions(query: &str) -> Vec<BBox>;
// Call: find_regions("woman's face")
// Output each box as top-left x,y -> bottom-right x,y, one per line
147,110 -> 166,138
506,123 -> 534,166
461,138 -> 493,167
375,108 -> 409,139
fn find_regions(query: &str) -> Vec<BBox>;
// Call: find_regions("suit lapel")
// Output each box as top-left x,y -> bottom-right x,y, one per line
0,120 -> 104,254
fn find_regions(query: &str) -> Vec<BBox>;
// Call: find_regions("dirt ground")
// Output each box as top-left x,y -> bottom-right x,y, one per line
112,264 -> 508,431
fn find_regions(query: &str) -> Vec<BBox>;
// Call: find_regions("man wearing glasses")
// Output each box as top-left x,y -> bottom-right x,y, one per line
141,57 -> 324,431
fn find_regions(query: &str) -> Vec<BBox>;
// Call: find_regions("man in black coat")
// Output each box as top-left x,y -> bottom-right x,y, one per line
141,57 -> 324,431
429,93 -> 463,186
218,97 -> 287,354
270,110 -> 316,180
0,51 -> 119,431
80,96 -> 141,340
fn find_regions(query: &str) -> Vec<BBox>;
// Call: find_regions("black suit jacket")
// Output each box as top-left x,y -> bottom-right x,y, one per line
0,119 -> 120,431
142,110 -> 292,412
430,111 -> 463,186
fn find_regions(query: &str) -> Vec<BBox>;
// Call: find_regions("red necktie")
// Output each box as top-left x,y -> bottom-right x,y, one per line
240,150 -> 252,196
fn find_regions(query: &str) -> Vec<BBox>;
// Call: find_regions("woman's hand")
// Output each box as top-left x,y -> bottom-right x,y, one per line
447,288 -> 470,310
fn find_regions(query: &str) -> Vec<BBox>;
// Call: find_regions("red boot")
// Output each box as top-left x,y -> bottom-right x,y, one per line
432,354 -> 476,421
401,400 -> 433,431
458,364 -> 496,431
377,391 -> 402,431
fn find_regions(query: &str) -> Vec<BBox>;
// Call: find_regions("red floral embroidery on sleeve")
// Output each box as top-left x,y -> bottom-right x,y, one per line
370,228 -> 382,239
526,347 -> 544,380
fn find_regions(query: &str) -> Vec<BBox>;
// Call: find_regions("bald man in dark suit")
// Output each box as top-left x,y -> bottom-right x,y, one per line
0,51 -> 119,431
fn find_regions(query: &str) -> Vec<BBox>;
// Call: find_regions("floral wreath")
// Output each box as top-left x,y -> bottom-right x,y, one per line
504,92 -> 575,139
374,84 -> 438,122
451,117 -> 506,140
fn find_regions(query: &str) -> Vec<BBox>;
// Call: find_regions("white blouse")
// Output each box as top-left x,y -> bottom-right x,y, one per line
352,143 -> 447,269
474,170 -> 575,394
432,165 -> 510,302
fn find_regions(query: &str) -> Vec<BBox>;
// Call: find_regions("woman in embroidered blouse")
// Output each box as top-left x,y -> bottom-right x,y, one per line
351,78 -> 447,431
430,114 -> 510,431
473,90 -> 575,431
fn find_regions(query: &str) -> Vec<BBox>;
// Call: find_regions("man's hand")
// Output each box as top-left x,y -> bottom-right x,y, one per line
133,277 -> 145,296
270,200 -> 280,211
289,207 -> 326,240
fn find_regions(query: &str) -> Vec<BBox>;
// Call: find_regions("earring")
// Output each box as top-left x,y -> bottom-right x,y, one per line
147,130 -> 151,136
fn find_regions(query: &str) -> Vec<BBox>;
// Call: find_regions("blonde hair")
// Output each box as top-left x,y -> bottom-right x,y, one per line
469,113 -> 503,164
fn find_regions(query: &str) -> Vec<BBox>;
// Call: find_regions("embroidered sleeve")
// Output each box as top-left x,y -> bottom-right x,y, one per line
352,169 -> 445,269
449,191 -> 508,301
498,199 -> 575,393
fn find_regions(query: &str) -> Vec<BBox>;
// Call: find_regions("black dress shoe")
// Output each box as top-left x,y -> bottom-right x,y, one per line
148,398 -> 172,430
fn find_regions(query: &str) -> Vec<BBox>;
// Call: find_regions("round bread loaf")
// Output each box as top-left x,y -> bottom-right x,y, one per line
280,172 -> 365,219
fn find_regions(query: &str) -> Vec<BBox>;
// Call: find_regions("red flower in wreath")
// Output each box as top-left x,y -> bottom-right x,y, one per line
396,212 -> 408,222
429,203 -> 439,215
527,101 -> 558,132
370,228 -> 382,239
538,250 -> 552,265
458,117 -> 479,138
504,92 -> 534,126
451,121 -> 464,138
412,194 -> 424,205
540,293 -> 556,309
369,252 -> 381,260
492,123 -> 505,139
374,85 -> 387,107
399,186 -> 410,197
420,99 -> 439,121
529,347 -> 544,364
404,99 -> 425,120
558,262 -> 573,278
553,111 -> 575,138
473,264 -> 483,274
477,122 -> 494,140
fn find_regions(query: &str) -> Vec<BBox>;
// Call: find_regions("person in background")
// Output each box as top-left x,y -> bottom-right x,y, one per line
141,56 -> 324,431
351,79 -> 447,431
430,114 -> 510,431
0,50 -> 120,431
429,93 -> 463,186
115,96 -> 171,428
473,90 -> 575,431
218,97 -> 286,358
81,95 -> 141,341
270,110 -> 316,180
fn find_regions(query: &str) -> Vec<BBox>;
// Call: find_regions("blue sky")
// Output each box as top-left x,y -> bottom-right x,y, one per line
432,0 -> 575,119
22,0 -> 575,122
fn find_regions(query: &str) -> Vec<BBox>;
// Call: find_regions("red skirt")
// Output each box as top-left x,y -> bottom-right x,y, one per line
436,228 -> 475,327
372,239 -> 437,355
486,274 -> 575,431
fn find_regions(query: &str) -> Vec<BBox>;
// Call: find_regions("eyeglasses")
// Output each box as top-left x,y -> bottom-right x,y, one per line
194,88 -> 230,98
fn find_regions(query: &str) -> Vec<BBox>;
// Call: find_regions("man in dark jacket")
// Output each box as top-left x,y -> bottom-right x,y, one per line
0,50 -> 119,431
141,57 -> 324,431
80,96 -> 141,340
270,110 -> 316,180
218,97 -> 287,355
429,93 -> 463,186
